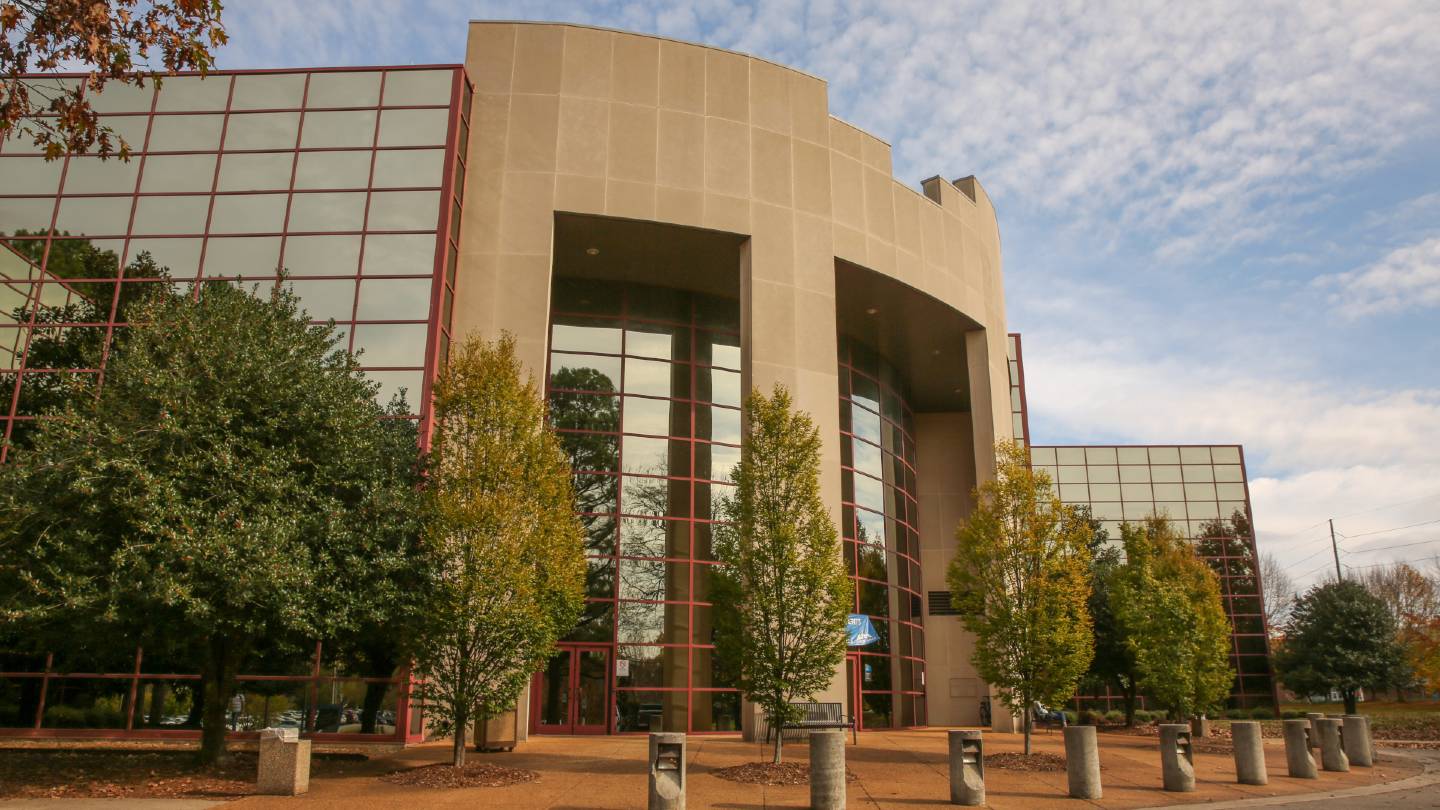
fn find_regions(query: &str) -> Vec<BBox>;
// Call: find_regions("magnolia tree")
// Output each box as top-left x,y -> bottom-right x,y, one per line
714,385 -> 850,764
412,334 -> 586,768
1110,518 -> 1234,721
947,441 -> 1094,755
0,281 -> 421,764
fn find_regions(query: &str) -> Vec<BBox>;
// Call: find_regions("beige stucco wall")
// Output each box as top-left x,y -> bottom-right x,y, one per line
454,20 -> 1011,731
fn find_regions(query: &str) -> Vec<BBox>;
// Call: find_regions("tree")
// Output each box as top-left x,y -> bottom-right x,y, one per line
713,385 -> 850,764
0,280 -> 424,764
1359,562 -> 1436,697
1276,579 -> 1408,714
1,0 -> 225,159
410,334 -> 586,768
1080,516 -> 1141,725
1110,518 -> 1234,721
1261,552 -> 1296,638
947,441 -> 1093,755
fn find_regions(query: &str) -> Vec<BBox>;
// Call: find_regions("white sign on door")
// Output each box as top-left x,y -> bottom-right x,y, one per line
616,659 -> 630,678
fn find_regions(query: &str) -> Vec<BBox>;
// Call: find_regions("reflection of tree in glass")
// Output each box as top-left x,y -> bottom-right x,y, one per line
1195,509 -> 1256,578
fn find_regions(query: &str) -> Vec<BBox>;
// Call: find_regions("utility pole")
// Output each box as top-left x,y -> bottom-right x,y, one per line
1329,519 -> 1343,581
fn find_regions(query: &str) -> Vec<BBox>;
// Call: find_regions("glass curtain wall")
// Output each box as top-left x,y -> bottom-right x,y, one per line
838,336 -> 926,728
546,279 -> 743,733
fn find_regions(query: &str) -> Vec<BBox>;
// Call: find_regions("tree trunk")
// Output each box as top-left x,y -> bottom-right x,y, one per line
452,705 -> 467,767
772,711 -> 783,764
198,635 -> 244,766
360,681 -> 387,734
148,682 -> 169,727
1343,689 -> 1358,716
1123,682 -> 1136,727
1023,709 -> 1033,755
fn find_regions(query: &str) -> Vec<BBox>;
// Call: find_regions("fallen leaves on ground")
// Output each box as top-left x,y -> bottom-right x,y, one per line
381,762 -> 539,788
710,761 -> 858,785
986,752 -> 1066,771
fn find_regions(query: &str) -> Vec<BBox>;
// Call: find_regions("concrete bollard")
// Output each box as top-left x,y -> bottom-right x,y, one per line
257,727 -> 310,796
1063,725 -> 1102,799
1159,723 -> 1196,792
648,732 -> 686,810
1315,718 -> 1349,772
947,729 -> 985,806
1305,712 -> 1324,749
810,729 -> 846,810
1343,716 -> 1373,767
1231,721 -> 1268,785
1283,719 -> 1317,779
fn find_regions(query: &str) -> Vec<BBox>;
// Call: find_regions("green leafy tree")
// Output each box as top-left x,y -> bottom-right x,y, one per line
1110,518 -> 1234,720
948,440 -> 1093,755
1077,513 -> 1142,725
411,334 -> 586,768
0,281 -> 423,764
714,385 -> 850,764
1276,579 -> 1408,714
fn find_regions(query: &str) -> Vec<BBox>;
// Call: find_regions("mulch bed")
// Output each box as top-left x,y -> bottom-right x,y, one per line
986,752 -> 1066,772
710,761 -> 858,785
0,747 -> 364,801
381,762 -> 539,789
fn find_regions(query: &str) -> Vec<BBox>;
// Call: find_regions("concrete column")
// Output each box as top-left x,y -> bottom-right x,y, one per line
1231,721 -> 1267,785
1316,718 -> 1349,772
1283,719 -> 1317,779
257,728 -> 310,796
810,729 -> 846,810
1189,715 -> 1211,738
947,729 -> 984,806
1159,723 -> 1195,792
1063,725 -> 1101,799
648,732 -> 686,810
1305,712 -> 1324,749
1343,715 -> 1373,767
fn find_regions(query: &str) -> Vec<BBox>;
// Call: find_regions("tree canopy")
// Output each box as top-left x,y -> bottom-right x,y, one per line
1276,578 -> 1408,714
1110,517 -> 1234,720
0,280 -> 423,763
714,385 -> 850,764
947,441 -> 1093,755
410,333 -> 586,768
1,0 -> 225,159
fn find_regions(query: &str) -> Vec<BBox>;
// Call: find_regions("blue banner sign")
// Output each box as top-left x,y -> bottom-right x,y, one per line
847,613 -> 879,646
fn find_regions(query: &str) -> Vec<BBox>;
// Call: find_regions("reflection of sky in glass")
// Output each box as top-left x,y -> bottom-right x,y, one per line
625,327 -> 676,360
705,406 -> 741,444
707,443 -> 741,482
622,435 -> 670,475
708,368 -> 741,407
852,437 -> 882,477
551,352 -> 621,391
552,322 -> 622,354
623,357 -> 672,397
623,395 -> 677,436
850,403 -> 882,444
853,471 -> 884,513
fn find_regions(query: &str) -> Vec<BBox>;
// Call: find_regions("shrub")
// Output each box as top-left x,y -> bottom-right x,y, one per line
1281,710 -> 1305,719
1063,710 -> 1079,725
1104,710 -> 1125,724
1134,709 -> 1159,724
1249,707 -> 1274,720
1079,709 -> 1104,726
43,705 -> 87,728
1223,708 -> 1246,719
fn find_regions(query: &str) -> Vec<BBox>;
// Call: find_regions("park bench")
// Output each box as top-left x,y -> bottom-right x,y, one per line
766,701 -> 858,745
1032,702 -> 1067,732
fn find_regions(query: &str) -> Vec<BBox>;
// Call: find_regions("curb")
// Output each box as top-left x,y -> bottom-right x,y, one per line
1133,747 -> 1440,810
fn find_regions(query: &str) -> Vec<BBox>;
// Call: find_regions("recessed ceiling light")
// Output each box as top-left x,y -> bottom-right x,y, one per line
932,349 -> 941,356
585,247 -> 600,256
865,307 -> 878,315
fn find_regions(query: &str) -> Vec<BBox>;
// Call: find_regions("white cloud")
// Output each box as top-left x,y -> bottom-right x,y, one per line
1316,236 -> 1440,317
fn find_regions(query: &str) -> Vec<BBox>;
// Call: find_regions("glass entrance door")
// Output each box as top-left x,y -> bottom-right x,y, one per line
847,654 -> 863,732
533,645 -> 611,734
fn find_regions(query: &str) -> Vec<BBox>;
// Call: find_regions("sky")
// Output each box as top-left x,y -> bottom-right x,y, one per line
209,1 -> 1440,593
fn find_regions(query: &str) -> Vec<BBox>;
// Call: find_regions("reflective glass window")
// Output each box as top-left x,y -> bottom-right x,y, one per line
362,233 -> 438,276
383,70 -> 454,106
306,72 -> 382,108
371,148 -> 445,188
300,110 -> 377,149
202,236 -> 281,277
293,150 -> 371,189
287,192 -> 367,232
0,197 -> 56,234
354,277 -> 431,320
0,156 -> 63,194
623,395 -> 681,437
623,357 -> 675,398
216,152 -> 293,191
209,193 -> 288,233
365,369 -> 423,408
125,237 -> 202,278
223,112 -> 299,150
286,278 -> 356,321
146,114 -> 224,151
376,108 -> 450,147
231,73 -> 306,110
282,235 -> 361,277
54,196 -> 132,236
140,154 -> 218,192
131,195 -> 209,235
87,82 -> 155,113
367,190 -> 440,230
551,352 -> 621,392
154,76 -> 230,112
350,322 -> 428,367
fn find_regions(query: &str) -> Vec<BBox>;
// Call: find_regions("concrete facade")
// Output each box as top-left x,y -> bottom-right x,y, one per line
454,21 -> 1009,736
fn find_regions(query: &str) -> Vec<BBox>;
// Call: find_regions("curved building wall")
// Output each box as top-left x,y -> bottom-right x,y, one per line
455,21 -> 1011,733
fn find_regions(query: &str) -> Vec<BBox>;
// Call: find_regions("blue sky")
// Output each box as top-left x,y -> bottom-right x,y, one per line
212,1 -> 1440,591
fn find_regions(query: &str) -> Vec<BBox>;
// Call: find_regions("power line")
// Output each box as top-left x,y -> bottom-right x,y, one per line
1344,537 -> 1440,556
1330,492 -> 1440,523
1341,517 -> 1440,540
1343,553 -> 1440,572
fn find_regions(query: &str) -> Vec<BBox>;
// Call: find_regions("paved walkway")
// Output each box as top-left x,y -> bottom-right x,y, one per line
0,731 -> 1425,809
